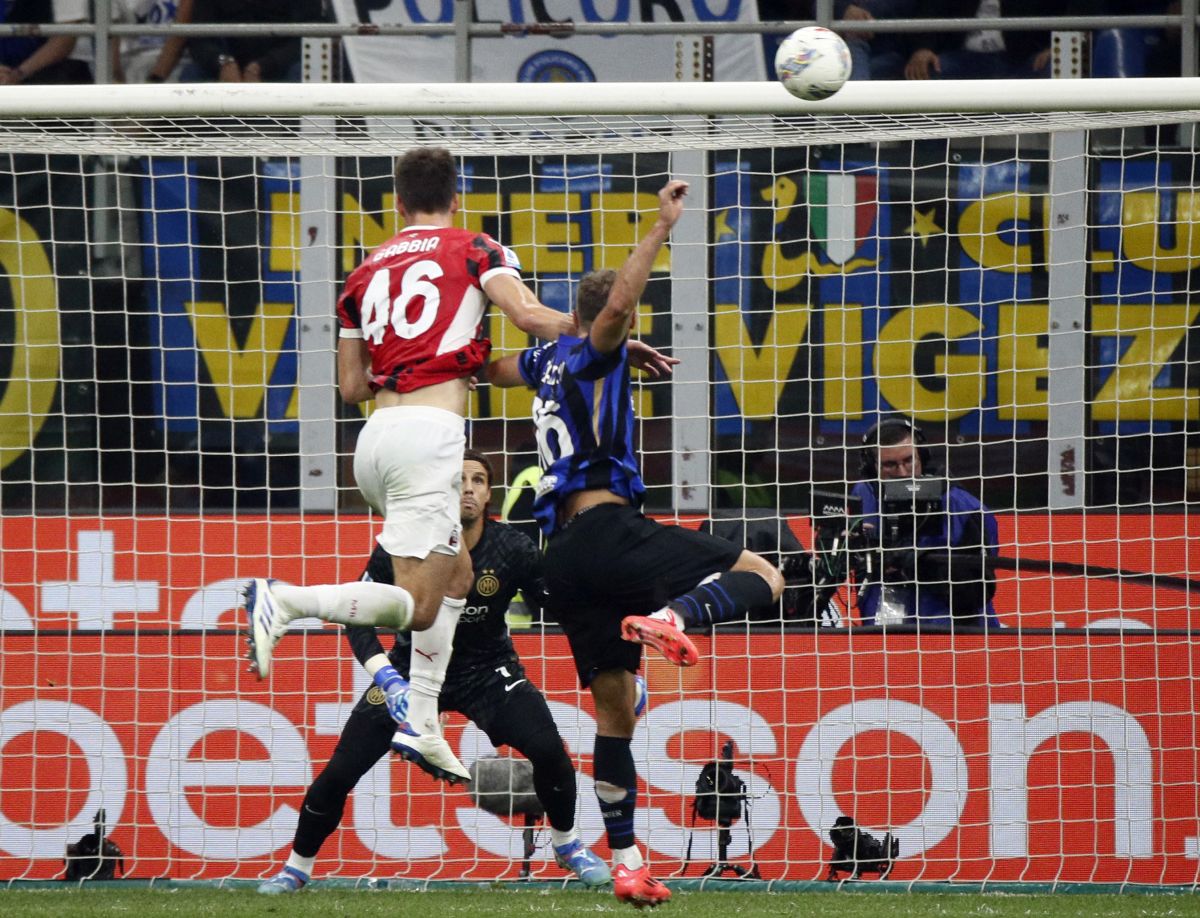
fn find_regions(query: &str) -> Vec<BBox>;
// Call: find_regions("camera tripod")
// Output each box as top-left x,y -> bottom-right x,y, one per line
696,824 -> 760,880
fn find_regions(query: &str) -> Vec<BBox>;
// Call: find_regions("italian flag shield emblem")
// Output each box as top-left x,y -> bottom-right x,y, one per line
806,172 -> 878,265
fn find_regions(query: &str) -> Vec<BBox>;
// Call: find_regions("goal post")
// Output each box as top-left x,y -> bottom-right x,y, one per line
0,79 -> 1197,886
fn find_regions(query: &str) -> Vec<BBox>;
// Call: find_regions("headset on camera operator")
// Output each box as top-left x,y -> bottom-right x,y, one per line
850,417 -> 1000,629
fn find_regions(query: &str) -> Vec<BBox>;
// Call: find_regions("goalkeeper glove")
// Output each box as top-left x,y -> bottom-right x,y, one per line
373,664 -> 410,725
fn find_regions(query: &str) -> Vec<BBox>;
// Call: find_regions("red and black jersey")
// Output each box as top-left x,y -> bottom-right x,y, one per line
336,225 -> 521,393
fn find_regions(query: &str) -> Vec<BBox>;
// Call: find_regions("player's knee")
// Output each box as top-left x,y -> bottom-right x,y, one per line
762,563 -> 786,601
736,552 -> 785,601
409,600 -> 440,630
446,560 -> 473,600
306,767 -> 355,814
521,728 -> 571,771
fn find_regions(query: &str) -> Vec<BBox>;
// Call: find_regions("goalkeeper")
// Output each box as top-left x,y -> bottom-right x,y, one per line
258,450 -> 613,894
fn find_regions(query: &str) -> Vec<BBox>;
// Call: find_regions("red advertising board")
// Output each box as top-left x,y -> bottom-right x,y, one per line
1,634 -> 1198,884
1,514 -> 1196,633
1,516 -> 1198,884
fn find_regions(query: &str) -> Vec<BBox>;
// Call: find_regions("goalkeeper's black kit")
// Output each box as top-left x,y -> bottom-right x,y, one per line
290,518 -> 578,859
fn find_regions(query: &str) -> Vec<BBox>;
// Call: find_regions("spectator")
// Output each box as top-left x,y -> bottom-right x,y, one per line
1068,0 -> 1180,79
850,417 -> 1000,629
0,0 -> 91,85
186,0 -> 322,82
903,0 -> 1065,80
110,0 -> 194,84
836,0 -> 917,81
758,0 -> 805,75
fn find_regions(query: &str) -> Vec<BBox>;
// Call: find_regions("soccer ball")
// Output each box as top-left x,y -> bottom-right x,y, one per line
774,26 -> 852,101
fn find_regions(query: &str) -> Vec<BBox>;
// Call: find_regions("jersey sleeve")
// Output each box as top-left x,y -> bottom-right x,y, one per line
563,335 -> 624,381
517,342 -> 551,387
472,233 -> 523,287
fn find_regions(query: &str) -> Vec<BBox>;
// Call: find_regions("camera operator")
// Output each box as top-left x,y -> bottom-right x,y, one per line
850,418 -> 1000,629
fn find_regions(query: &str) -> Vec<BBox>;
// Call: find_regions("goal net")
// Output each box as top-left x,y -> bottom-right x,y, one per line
0,79 -> 1197,888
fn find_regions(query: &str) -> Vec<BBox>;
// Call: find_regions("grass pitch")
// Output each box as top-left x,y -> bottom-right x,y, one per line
1,887 -> 1198,918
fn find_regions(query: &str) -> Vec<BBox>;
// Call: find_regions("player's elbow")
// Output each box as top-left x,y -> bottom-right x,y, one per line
338,381 -> 367,405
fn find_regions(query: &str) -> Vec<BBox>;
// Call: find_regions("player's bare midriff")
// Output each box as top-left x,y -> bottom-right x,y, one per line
374,376 -> 471,415
560,488 -> 628,525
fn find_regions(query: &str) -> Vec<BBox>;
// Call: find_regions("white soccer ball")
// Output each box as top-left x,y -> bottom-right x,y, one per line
774,26 -> 852,101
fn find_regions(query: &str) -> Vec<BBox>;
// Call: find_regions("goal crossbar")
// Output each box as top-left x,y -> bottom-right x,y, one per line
0,79 -> 1197,157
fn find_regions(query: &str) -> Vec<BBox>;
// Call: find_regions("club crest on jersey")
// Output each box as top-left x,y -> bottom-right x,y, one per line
476,570 -> 500,597
366,685 -> 387,706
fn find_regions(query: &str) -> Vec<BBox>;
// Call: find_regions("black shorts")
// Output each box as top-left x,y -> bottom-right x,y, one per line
348,652 -> 556,753
440,656 -> 561,752
543,503 -> 743,685
335,660 -> 560,782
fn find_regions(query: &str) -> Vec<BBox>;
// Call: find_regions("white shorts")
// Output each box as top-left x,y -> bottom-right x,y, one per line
353,405 -> 465,560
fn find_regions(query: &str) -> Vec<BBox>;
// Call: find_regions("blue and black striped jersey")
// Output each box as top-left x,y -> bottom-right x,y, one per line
517,334 -> 646,536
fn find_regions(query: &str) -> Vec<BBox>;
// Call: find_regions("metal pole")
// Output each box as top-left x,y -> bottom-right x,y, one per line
1045,131 -> 1089,509
1183,0 -> 1198,76
670,148 -> 711,513
455,0 -> 472,82
814,0 -> 834,29
94,0 -> 112,84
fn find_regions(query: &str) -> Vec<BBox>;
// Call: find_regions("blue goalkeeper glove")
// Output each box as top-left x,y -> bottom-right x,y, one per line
373,664 -> 410,725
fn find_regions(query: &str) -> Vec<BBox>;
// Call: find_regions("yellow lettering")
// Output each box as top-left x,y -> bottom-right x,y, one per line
1121,191 -> 1200,273
822,301 -> 864,419
184,301 -> 294,418
509,193 -> 583,275
341,193 -> 399,274
996,303 -> 1049,420
875,304 -> 985,420
592,193 -> 670,272
268,191 -> 300,274
957,192 -> 1036,273
1091,303 -> 1200,420
0,209 -> 59,470
456,195 -> 490,237
713,303 -> 809,417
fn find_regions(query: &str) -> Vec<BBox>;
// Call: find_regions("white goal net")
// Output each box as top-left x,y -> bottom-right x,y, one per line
0,79 -> 1197,887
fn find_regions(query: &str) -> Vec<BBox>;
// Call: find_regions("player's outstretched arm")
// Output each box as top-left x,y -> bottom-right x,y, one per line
484,354 -> 526,388
590,180 -> 688,355
485,273 -> 576,340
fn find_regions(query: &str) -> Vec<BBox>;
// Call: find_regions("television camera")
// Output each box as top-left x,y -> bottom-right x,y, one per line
785,477 -> 945,624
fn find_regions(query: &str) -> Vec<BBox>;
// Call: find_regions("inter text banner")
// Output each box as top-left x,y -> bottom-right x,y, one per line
329,0 -> 765,83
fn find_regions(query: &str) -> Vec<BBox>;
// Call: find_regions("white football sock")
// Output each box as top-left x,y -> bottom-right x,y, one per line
611,845 -> 644,870
271,581 -> 413,631
550,828 -> 579,849
285,851 -> 315,877
648,606 -> 685,629
406,596 -> 465,732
